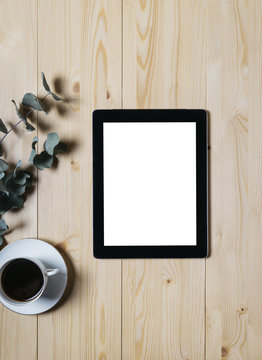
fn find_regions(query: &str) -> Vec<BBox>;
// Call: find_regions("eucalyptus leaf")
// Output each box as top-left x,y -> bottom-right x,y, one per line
41,72 -> 64,101
5,167 -> 31,196
0,181 -> 8,194
54,141 -> 67,155
12,99 -> 26,122
25,121 -> 35,132
0,192 -> 24,214
29,136 -> 39,164
0,218 -> 8,236
0,159 -> 8,172
13,171 -> 31,186
44,132 -> 59,155
0,237 -> 3,246
41,72 -> 50,92
6,178 -> 27,196
32,136 -> 39,145
22,93 -> 47,114
12,100 -> 35,132
0,172 -> 5,180
50,92 -> 63,101
0,119 -> 7,134
13,160 -> 22,178
0,144 -> 3,157
33,151 -> 53,170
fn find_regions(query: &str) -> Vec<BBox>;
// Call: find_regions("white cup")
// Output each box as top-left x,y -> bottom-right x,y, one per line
0,257 -> 59,306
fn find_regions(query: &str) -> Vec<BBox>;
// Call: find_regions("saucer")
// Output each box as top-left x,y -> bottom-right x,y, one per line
0,238 -> 68,315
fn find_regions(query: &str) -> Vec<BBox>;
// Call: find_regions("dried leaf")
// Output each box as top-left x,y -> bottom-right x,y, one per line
0,119 -> 7,134
22,93 -> 47,114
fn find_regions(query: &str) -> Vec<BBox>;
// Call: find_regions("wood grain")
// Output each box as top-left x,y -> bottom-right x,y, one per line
122,0 -> 206,358
37,0 -> 121,359
1,1 -> 262,359
248,1 -> 262,359
206,0 -> 249,359
0,1 -> 37,359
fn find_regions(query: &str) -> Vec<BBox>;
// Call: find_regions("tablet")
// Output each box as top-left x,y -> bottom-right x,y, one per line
93,109 -> 208,258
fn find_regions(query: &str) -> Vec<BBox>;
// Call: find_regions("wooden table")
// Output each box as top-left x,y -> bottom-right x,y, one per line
0,0 -> 261,359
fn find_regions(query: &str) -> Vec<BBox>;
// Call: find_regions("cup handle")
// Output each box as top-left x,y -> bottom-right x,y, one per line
46,268 -> 59,276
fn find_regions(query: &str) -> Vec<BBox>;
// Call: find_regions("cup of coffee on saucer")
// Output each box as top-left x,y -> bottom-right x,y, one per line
0,257 -> 59,305
0,238 -> 68,315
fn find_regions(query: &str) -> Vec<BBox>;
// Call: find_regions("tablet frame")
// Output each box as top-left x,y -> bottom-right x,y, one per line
93,109 -> 208,258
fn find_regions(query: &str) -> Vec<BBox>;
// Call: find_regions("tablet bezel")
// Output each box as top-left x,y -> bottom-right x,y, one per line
93,109 -> 208,258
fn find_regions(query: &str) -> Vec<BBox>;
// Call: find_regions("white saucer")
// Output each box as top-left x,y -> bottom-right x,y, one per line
0,238 -> 68,315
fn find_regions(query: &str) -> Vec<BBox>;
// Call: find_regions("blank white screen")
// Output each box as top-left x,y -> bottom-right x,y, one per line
103,122 -> 196,246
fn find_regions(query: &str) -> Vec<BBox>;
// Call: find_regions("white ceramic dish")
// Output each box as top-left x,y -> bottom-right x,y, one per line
0,238 -> 67,315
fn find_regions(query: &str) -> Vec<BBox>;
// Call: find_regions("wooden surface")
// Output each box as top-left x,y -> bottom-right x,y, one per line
0,0 -> 262,359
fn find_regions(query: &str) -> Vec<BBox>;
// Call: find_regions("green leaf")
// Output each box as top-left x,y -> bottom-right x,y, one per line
41,72 -> 64,101
13,160 -> 22,178
22,93 -> 47,114
32,136 -> 39,145
41,72 -> 50,92
33,151 -> 54,170
50,92 -> 63,101
12,99 -> 26,122
13,171 -> 31,186
0,218 -> 8,237
0,192 -> 24,214
54,141 -> 67,155
4,165 -> 31,196
0,172 -> 5,180
44,132 -> 59,155
0,237 -> 3,246
29,136 -> 39,164
25,121 -> 35,132
0,159 -> 8,172
0,180 -> 8,194
6,178 -> 27,196
0,119 -> 8,134
12,100 -> 35,132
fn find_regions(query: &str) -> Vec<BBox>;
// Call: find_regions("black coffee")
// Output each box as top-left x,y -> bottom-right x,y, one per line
1,259 -> 44,301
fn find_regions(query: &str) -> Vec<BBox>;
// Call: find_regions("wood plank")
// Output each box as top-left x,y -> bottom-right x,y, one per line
0,1 -> 37,359
37,0 -> 122,359
122,0 -> 206,358
206,0 -> 249,359
248,1 -> 262,358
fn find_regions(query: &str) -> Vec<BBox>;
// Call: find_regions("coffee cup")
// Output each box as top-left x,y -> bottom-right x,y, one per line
0,257 -> 59,305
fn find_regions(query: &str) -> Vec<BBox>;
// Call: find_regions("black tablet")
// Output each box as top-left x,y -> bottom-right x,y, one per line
93,109 -> 208,258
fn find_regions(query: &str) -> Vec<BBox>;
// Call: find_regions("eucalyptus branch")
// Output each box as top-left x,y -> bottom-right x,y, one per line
0,72 -> 67,245
0,92 -> 51,145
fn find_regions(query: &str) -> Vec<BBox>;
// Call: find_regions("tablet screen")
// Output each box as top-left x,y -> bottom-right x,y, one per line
103,122 -> 196,246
